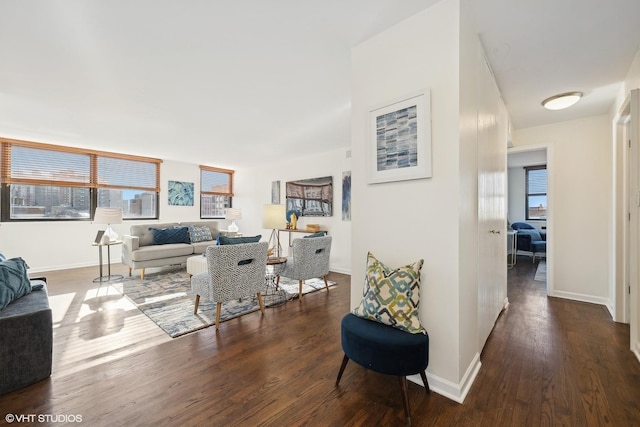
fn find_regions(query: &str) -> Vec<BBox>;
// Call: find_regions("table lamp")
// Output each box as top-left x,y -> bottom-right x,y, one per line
225,208 -> 242,232
263,204 -> 286,257
94,207 -> 123,243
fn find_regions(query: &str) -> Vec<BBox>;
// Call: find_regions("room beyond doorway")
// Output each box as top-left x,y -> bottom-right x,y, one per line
507,147 -> 549,286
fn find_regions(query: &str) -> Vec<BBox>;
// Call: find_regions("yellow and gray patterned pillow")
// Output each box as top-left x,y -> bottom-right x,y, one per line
352,252 -> 425,334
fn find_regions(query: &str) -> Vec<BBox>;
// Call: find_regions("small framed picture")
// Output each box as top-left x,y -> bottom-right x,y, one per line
94,230 -> 105,244
367,89 -> 432,184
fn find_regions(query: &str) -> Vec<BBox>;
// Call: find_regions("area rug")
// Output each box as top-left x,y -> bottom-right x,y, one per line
534,260 -> 546,282
111,268 -> 335,338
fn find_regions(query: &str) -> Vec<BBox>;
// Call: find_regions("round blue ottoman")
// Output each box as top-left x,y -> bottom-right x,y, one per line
336,313 -> 430,424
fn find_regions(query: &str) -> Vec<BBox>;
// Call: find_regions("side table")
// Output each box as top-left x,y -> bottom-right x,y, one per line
92,240 -> 124,283
263,257 -> 287,307
507,230 -> 517,269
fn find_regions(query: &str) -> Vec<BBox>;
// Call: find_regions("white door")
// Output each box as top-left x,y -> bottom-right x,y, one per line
477,55 -> 508,350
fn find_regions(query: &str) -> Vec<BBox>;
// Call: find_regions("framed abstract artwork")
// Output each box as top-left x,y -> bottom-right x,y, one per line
271,180 -> 280,204
367,89 -> 432,184
168,180 -> 194,206
342,171 -> 351,221
286,176 -> 332,217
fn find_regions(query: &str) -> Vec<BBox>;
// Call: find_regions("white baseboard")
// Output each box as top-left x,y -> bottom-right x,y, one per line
329,266 -> 351,275
408,352 -> 481,404
29,261 -> 99,274
550,290 -> 611,308
634,342 -> 640,365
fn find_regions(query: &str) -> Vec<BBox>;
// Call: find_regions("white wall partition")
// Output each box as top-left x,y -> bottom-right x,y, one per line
351,0 -> 506,402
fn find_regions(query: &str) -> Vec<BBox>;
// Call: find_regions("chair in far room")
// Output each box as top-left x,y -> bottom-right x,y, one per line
511,222 -> 546,262
276,235 -> 332,300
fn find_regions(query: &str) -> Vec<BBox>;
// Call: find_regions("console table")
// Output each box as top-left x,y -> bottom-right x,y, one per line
277,228 -> 326,250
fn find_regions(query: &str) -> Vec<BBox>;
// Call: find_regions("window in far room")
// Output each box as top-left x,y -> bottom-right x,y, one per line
200,166 -> 234,219
525,165 -> 547,220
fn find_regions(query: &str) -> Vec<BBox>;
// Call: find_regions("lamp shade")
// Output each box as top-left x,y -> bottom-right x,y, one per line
263,204 -> 286,229
93,207 -> 123,225
225,208 -> 242,220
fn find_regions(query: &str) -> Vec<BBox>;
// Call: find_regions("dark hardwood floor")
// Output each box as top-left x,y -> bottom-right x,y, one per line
1,257 -> 639,426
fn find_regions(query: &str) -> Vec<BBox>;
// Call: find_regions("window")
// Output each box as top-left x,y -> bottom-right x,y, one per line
0,138 -> 161,221
97,155 -> 160,219
525,165 -> 547,220
200,166 -> 234,218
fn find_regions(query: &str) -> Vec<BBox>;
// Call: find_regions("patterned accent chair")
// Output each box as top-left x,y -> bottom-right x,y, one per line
191,241 -> 268,330
276,235 -> 332,300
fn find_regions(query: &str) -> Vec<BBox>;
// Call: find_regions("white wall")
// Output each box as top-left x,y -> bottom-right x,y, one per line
234,148 -> 352,274
614,47 -> 640,360
507,167 -> 526,223
351,0 -> 501,402
352,0 -> 462,391
512,115 -> 612,304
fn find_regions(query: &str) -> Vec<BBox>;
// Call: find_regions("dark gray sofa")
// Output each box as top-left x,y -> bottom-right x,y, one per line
0,278 -> 52,395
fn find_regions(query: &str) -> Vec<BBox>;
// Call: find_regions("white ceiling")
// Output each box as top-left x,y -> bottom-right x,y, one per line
1,0 -> 639,168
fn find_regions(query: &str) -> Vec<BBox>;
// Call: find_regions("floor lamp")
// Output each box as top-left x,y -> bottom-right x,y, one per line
263,204 -> 286,257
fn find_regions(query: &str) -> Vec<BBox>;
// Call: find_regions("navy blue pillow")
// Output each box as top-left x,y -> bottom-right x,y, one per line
217,235 -> 262,265
303,231 -> 327,238
0,257 -> 32,310
151,226 -> 190,245
217,235 -> 262,245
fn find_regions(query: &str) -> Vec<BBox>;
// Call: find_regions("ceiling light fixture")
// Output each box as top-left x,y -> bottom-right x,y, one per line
541,92 -> 583,110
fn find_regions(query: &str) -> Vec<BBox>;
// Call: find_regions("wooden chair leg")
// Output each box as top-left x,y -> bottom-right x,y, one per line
420,371 -> 430,393
140,268 -> 145,280
128,267 -> 132,277
299,280 -> 303,300
323,276 -> 329,292
257,293 -> 265,315
336,354 -> 349,386
399,376 -> 411,425
194,295 -> 200,314
215,302 -> 222,330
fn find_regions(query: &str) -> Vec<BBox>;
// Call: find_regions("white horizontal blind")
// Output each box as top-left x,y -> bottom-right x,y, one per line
200,166 -> 233,196
98,156 -> 159,191
526,165 -> 547,220
9,145 -> 90,185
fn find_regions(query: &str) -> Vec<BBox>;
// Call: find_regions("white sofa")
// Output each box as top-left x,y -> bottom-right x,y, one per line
121,221 -> 221,279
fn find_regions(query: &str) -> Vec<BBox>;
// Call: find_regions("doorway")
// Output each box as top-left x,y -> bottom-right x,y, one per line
507,146 -> 552,293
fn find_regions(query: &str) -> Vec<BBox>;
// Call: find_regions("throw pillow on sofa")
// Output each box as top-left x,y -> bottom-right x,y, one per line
188,225 -> 214,243
0,257 -> 32,311
150,226 -> 191,245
